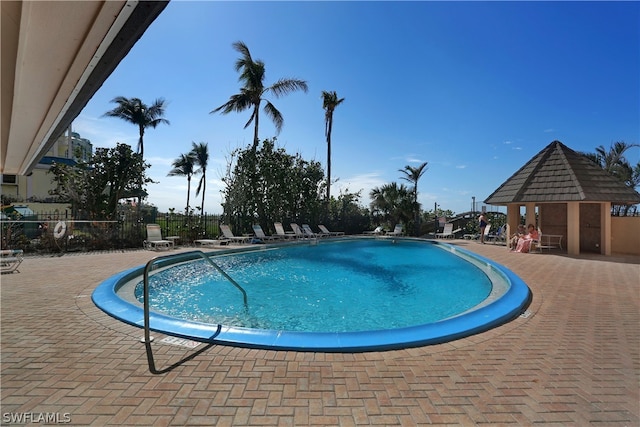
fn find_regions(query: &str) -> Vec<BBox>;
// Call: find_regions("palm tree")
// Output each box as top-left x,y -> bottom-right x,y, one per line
399,162 -> 428,235
191,142 -> 209,214
211,41 -> 308,150
369,182 -> 415,229
584,141 -> 640,216
167,153 -> 196,215
321,90 -> 345,201
103,97 -> 169,159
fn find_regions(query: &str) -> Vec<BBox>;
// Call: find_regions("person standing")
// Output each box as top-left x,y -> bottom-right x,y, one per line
478,213 -> 489,243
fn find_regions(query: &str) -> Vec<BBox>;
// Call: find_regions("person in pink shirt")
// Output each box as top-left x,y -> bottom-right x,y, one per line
514,224 -> 539,253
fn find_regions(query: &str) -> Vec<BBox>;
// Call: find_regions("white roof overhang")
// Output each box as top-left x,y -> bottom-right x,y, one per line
1,0 -> 167,175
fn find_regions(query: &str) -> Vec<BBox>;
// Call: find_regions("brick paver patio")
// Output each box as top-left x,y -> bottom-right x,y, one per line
1,240 -> 638,426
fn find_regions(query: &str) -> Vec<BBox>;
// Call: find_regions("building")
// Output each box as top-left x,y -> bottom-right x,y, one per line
1,127 -> 92,212
485,140 -> 640,256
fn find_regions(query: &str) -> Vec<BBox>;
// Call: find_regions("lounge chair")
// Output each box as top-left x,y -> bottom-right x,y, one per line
473,224 -> 491,242
291,223 -> 311,239
220,224 -> 251,244
387,224 -> 404,236
195,239 -> 222,247
318,224 -> 344,236
144,224 -> 172,250
274,222 -> 297,239
435,223 -> 454,239
487,224 -> 507,244
252,224 -> 282,242
364,226 -> 385,235
1,249 -> 24,274
302,224 -> 327,238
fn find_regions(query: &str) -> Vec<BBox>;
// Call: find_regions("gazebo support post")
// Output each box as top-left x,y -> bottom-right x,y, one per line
601,202 -> 611,256
567,202 -> 580,256
506,205 -> 520,249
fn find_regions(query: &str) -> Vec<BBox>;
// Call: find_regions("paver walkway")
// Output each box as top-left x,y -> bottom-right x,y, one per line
1,241 -> 638,426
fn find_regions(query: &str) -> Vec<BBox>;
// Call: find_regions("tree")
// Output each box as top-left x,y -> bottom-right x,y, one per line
369,182 -> 416,230
583,141 -> 640,215
190,142 -> 210,214
210,41 -> 308,150
222,138 -> 325,233
48,143 -> 151,219
103,96 -> 169,159
167,153 -> 196,215
399,162 -> 428,236
321,90 -> 345,201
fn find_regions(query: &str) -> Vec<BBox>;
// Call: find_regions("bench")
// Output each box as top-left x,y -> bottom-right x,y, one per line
1,249 -> 24,274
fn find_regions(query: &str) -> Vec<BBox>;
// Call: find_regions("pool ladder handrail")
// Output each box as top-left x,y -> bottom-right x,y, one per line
142,250 -> 248,350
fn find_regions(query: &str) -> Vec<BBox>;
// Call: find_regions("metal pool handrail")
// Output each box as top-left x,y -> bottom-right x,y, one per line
142,250 -> 248,344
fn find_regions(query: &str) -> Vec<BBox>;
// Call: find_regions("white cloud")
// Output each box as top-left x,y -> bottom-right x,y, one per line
334,172 -> 387,205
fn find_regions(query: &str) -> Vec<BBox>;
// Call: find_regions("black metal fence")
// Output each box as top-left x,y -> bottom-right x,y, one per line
0,210 -> 223,254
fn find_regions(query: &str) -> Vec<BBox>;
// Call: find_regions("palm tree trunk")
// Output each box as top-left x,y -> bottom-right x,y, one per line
253,105 -> 260,151
186,177 -> 191,216
326,118 -> 332,201
200,176 -> 206,214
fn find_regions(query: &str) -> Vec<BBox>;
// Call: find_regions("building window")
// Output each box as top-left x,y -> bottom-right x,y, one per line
2,174 -> 17,184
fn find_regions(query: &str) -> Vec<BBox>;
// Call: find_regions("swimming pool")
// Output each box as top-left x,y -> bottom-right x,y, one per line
92,238 -> 531,352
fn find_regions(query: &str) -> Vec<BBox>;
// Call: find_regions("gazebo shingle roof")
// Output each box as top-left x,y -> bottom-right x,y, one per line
485,140 -> 640,205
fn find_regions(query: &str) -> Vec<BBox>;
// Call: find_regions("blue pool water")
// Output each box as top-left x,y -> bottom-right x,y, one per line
135,240 -> 491,332
93,238 -> 531,352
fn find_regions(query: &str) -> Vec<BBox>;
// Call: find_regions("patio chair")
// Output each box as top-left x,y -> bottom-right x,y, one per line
488,224 -> 507,244
291,223 -> 312,239
473,224 -> 492,242
220,224 -> 252,244
387,224 -> 404,236
252,224 -> 282,242
274,222 -> 297,239
303,224 -> 327,238
195,239 -> 223,247
144,224 -> 171,250
363,225 -> 384,235
318,224 -> 345,236
435,223 -> 454,239
1,249 -> 24,274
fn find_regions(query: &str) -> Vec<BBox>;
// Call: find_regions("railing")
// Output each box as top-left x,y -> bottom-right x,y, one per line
0,212 -> 223,253
142,250 -> 247,373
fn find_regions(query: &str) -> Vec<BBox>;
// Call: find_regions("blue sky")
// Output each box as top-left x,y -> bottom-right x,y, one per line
74,1 -> 640,215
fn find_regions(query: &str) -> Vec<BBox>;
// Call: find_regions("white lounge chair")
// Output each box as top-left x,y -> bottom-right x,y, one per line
291,223 -> 311,239
1,249 -> 24,274
435,223 -> 454,239
144,224 -> 171,250
364,225 -> 384,235
387,224 -> 404,236
252,224 -> 282,242
474,224 -> 492,243
195,239 -> 222,247
302,224 -> 326,238
488,225 -> 507,244
220,224 -> 251,244
274,222 -> 297,239
318,224 -> 344,236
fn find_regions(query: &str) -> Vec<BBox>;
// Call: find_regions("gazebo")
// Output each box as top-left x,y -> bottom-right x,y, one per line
484,140 -> 640,256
